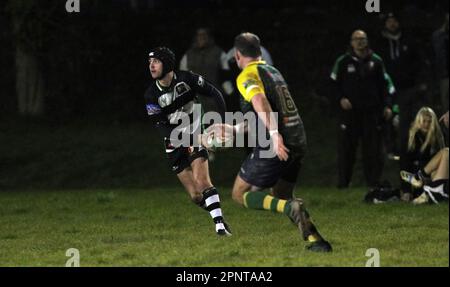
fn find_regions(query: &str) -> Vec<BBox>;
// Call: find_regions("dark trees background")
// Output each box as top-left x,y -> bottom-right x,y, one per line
1,0 -> 448,123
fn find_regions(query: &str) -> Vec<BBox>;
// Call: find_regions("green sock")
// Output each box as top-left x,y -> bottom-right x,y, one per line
243,191 -> 291,215
243,192 -> 325,243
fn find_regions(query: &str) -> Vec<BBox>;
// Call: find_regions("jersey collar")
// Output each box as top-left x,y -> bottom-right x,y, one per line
156,73 -> 177,92
245,60 -> 266,68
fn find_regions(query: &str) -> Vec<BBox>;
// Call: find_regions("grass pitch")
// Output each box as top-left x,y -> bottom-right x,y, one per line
1,121 -> 448,267
0,187 -> 447,267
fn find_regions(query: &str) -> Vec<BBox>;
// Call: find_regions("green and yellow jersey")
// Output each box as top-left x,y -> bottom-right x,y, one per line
236,60 -> 306,148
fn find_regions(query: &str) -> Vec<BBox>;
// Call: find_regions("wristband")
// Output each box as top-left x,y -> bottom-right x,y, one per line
269,130 -> 279,137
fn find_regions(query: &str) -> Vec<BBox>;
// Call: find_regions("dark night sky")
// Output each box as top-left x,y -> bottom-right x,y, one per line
1,0 -> 447,121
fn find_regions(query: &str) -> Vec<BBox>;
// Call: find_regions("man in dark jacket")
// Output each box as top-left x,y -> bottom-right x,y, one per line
331,30 -> 394,188
374,13 -> 428,167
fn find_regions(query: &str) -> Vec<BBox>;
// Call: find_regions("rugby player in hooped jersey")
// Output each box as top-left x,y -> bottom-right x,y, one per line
206,33 -> 332,252
145,47 -> 231,236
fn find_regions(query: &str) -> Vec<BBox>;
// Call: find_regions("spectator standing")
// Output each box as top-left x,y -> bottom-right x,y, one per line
179,28 -> 229,93
331,30 -> 394,188
374,13 -> 428,163
179,28 -> 229,160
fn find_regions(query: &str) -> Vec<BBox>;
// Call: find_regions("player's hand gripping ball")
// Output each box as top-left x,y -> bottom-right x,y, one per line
200,124 -> 234,149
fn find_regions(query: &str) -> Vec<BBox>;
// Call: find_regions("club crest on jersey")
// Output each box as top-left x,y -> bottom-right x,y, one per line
243,79 -> 258,89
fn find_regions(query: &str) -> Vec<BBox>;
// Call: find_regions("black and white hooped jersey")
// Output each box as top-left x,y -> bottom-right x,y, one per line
144,70 -> 225,144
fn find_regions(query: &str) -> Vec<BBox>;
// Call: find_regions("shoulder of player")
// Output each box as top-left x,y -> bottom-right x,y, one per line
238,63 -> 261,80
175,70 -> 212,91
176,70 -> 201,83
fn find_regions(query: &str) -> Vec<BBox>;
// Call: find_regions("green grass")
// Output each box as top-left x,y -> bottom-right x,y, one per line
0,187 -> 447,267
1,120 -> 448,267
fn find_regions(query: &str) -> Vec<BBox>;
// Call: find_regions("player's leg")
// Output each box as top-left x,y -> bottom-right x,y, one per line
274,180 -> 331,252
176,168 -> 203,204
232,148 -> 295,217
190,151 -> 232,236
190,156 -> 212,191
271,179 -> 294,200
233,172 -> 299,216
168,147 -> 201,202
168,147 -> 202,202
171,147 -> 230,236
275,152 -> 332,252
231,175 -> 252,205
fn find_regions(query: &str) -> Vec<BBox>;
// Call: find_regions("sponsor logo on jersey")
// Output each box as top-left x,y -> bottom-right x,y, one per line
146,104 -> 162,115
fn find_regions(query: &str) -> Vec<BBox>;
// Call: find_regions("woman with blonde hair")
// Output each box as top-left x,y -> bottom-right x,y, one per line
400,107 -> 445,200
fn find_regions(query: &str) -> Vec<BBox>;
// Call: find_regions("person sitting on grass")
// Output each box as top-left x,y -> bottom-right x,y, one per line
400,107 -> 445,201
401,147 -> 449,204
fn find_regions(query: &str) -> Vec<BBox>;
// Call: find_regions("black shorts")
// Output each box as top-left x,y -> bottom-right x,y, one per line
239,145 -> 306,189
166,146 -> 209,174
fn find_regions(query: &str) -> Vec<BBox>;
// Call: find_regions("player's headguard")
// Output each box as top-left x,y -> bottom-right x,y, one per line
149,47 -> 176,79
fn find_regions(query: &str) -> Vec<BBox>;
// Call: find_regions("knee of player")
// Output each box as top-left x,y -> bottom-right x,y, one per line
190,193 -> 203,205
194,180 -> 212,193
443,147 -> 449,155
231,189 -> 244,205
